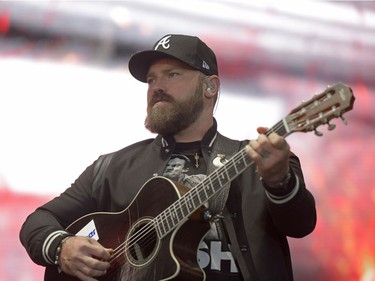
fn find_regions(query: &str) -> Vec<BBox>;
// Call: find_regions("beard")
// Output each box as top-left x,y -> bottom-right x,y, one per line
145,86 -> 204,136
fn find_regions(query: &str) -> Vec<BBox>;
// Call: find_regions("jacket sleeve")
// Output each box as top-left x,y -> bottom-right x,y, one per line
19,159 -> 98,266
265,154 -> 317,238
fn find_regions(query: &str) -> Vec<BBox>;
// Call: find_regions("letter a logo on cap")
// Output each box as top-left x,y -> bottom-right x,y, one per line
154,35 -> 171,50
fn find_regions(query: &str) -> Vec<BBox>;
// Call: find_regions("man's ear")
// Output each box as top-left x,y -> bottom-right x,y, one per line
204,76 -> 220,98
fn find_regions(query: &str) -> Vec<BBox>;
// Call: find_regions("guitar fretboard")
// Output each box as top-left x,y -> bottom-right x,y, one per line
153,119 -> 289,238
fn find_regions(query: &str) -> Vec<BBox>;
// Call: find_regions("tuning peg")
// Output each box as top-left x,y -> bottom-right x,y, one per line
327,122 -> 336,131
314,129 -> 323,137
341,116 -> 348,125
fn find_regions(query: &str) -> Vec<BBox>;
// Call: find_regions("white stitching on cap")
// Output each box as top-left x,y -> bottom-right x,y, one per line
154,35 -> 171,50
202,60 -> 210,70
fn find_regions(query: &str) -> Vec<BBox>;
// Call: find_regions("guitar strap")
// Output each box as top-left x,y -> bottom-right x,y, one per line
222,208 -> 253,281
207,133 -> 253,281
92,152 -> 114,192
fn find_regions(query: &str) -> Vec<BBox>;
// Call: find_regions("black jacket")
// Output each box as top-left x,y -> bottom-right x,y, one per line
20,121 -> 316,281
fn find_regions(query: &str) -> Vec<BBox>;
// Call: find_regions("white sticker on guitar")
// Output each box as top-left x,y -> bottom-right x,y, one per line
76,220 -> 99,240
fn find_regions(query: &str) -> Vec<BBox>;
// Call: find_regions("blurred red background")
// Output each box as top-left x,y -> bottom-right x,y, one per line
0,2 -> 374,281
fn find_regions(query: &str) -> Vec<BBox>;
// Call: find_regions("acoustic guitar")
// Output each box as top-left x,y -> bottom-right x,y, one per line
45,82 -> 355,281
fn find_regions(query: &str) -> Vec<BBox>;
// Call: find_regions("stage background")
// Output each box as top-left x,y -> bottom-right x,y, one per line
0,1 -> 374,281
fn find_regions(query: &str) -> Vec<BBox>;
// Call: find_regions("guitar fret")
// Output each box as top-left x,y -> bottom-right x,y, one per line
170,204 -> 180,225
195,187 -> 205,206
227,168 -> 236,181
232,159 -> 240,174
236,157 -> 245,170
205,178 -> 215,198
164,209 -> 173,232
155,215 -> 165,237
194,186 -> 203,205
160,211 -> 169,235
202,181 -> 209,199
210,175 -> 220,193
222,162 -> 233,180
157,206 -> 179,238
215,168 -> 228,187
235,153 -> 247,173
241,150 -> 251,167
180,197 -> 190,217
222,165 -> 230,182
217,172 -> 225,186
175,200 -> 184,221
186,191 -> 196,212
266,120 -> 288,138
198,185 -> 208,204
281,118 -> 289,135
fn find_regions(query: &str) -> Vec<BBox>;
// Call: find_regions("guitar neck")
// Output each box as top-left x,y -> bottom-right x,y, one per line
154,118 -> 289,238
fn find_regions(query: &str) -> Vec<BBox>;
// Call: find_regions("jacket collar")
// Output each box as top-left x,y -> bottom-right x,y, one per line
155,118 -> 218,152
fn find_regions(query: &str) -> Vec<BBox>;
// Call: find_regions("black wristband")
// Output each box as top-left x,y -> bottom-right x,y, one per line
261,168 -> 296,197
53,234 -> 74,266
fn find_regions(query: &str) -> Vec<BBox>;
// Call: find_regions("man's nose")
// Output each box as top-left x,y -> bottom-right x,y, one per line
148,77 -> 167,93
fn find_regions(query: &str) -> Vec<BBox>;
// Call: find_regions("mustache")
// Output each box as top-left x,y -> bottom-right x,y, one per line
149,91 -> 174,106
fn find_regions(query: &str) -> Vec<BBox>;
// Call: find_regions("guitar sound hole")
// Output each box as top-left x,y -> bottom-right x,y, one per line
125,217 -> 160,267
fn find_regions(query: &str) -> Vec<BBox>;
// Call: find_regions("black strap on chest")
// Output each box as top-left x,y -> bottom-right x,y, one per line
208,133 -> 253,281
92,152 -> 114,192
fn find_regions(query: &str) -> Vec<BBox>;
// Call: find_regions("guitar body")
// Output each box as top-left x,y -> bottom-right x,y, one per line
44,177 -> 210,281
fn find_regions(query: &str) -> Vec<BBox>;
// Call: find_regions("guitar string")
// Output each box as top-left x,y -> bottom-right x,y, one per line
100,120 -> 288,278
103,261 -> 135,281
102,220 -> 156,280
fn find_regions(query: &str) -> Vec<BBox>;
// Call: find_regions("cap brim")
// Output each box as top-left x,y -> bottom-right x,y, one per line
128,50 -> 180,83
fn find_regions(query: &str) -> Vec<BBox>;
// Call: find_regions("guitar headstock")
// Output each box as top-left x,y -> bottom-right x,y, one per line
286,82 -> 355,136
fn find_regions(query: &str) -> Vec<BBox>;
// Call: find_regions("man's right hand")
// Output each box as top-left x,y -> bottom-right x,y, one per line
58,236 -> 113,281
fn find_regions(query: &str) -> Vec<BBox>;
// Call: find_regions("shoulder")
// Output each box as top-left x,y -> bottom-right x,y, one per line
217,132 -> 248,142
101,138 -> 158,160
92,138 -> 157,171
118,138 -> 157,153
215,132 -> 248,149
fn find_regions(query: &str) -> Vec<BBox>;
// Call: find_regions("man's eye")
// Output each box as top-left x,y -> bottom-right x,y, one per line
147,78 -> 155,84
168,72 -> 179,78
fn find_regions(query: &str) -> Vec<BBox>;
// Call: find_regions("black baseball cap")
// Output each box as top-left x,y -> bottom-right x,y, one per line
128,34 -> 218,83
